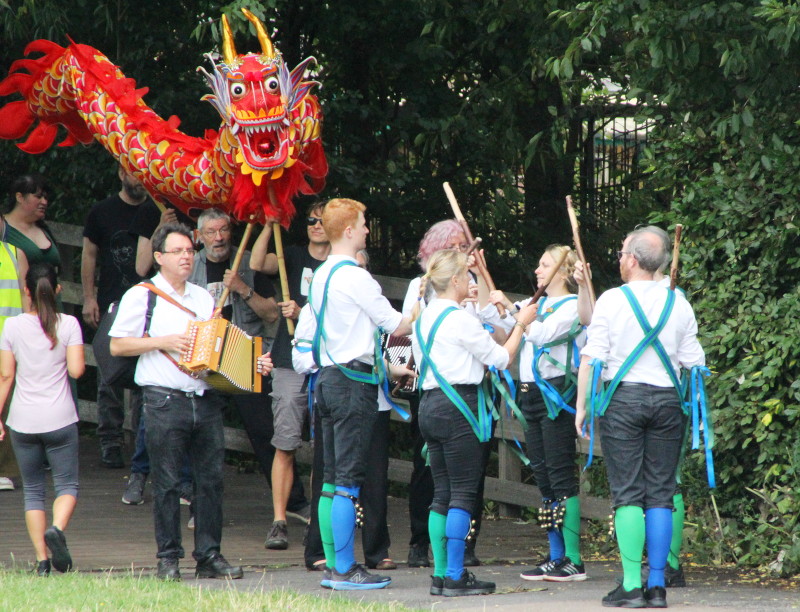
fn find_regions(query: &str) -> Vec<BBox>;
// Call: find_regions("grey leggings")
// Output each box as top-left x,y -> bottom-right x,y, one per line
10,423 -> 79,511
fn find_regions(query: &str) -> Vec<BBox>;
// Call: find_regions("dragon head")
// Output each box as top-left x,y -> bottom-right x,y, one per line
199,9 -> 321,188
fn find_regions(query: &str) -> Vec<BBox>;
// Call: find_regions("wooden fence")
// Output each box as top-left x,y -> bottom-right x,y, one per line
51,220 -> 609,520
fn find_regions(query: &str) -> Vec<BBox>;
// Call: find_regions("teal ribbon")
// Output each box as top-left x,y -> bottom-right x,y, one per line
309,260 -> 409,421
690,365 -> 715,488
488,365 -> 529,466
416,307 -> 493,442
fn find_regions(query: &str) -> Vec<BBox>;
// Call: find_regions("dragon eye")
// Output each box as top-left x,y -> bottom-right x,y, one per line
229,82 -> 247,98
265,77 -> 280,93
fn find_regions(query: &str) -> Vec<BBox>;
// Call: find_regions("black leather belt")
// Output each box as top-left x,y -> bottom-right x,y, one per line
340,360 -> 374,374
145,385 -> 209,398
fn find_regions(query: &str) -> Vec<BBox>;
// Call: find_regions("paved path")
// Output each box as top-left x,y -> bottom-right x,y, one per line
0,434 -> 796,610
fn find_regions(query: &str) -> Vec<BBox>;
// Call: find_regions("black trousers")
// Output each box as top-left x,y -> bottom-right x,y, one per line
408,392 -> 488,548
305,397 -> 391,568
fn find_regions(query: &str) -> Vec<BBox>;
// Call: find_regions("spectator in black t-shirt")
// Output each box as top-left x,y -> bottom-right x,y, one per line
189,208 -> 309,531
249,201 -> 330,549
82,164 -> 148,469
129,200 -> 194,279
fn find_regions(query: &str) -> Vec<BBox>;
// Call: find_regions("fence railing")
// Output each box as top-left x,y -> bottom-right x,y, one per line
50,220 -> 609,520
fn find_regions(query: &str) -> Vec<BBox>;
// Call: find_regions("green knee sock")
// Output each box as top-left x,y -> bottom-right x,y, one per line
319,483 -> 336,568
669,493 -> 685,570
615,505 -> 645,591
428,510 -> 447,578
563,496 -> 582,565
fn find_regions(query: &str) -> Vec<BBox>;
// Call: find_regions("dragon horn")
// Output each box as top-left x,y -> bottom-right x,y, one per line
221,14 -> 237,65
241,8 -> 276,60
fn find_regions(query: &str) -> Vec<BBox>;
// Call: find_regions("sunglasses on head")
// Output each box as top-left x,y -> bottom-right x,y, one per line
307,217 -> 323,226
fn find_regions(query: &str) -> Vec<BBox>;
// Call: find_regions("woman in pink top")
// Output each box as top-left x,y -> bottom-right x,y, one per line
0,263 -> 85,576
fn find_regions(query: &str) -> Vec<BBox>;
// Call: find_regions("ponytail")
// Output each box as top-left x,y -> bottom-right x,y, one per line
410,274 -> 430,322
25,263 -> 59,349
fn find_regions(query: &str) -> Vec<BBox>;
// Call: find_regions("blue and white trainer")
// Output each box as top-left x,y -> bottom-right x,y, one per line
330,563 -> 391,590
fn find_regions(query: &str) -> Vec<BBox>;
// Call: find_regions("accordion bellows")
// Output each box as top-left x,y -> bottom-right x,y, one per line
180,318 -> 262,393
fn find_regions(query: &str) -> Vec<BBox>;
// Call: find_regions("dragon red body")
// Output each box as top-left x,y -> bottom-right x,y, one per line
0,10 -> 326,226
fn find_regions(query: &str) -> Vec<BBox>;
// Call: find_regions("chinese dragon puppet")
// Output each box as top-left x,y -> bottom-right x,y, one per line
0,9 -> 327,227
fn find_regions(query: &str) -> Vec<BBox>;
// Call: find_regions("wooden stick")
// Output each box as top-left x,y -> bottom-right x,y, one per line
442,182 -> 505,316
465,237 -> 482,257
266,184 -> 296,335
566,195 -> 596,308
272,222 -> 295,335
530,249 -> 570,303
213,220 -> 256,318
669,224 -> 683,291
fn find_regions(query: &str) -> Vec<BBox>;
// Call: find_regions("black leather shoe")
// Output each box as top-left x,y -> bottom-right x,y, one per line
101,446 -> 124,469
195,552 -> 244,579
407,544 -> 430,568
462,546 -> 481,567
156,558 -> 181,581
645,585 -> 668,608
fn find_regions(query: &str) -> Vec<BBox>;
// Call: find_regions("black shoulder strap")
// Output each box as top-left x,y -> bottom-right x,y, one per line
143,289 -> 158,337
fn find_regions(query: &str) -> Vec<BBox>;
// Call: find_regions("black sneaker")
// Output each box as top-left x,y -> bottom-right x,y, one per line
122,472 -> 146,505
265,520 -> 289,550
665,564 -> 686,587
195,552 -> 243,579
44,526 -> 72,573
645,585 -> 668,608
430,575 -> 444,596
602,583 -> 647,608
330,563 -> 391,590
101,446 -> 124,469
442,569 -> 495,597
543,558 -> 587,582
407,544 -> 430,568
35,560 -> 51,577
156,557 -> 181,581
520,556 -> 557,581
320,567 -> 332,589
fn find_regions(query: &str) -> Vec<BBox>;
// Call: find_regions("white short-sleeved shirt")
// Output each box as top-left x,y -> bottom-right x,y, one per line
109,273 -> 215,393
2,313 -> 83,434
581,280 -> 705,387
412,298 -> 509,390
293,304 -> 392,411
308,255 -> 402,367
481,295 -> 585,382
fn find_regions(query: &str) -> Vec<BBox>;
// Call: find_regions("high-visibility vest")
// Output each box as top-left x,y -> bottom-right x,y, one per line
0,242 -> 23,335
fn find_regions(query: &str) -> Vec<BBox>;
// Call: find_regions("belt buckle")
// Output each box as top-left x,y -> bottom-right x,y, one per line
520,383 -> 530,393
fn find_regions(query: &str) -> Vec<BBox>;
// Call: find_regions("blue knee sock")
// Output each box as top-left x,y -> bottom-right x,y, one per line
547,500 -> 565,561
645,507 -> 673,588
548,527 -> 565,562
332,485 -> 360,574
445,508 -> 472,580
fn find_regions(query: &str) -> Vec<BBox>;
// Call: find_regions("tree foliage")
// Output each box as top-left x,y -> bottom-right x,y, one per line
553,0 -> 800,574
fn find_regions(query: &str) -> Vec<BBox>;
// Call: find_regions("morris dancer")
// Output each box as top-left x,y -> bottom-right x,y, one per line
486,245 -> 587,582
575,226 -> 705,608
401,219 -> 492,569
411,249 -> 537,597
308,198 -> 411,590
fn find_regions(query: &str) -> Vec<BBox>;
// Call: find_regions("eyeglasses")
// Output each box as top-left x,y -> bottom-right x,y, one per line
161,248 -> 197,256
202,226 -> 230,238
617,250 -> 632,261
448,243 -> 470,253
307,217 -> 323,226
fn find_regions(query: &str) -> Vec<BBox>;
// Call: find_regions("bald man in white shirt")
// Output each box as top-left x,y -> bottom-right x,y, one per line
575,226 -> 705,609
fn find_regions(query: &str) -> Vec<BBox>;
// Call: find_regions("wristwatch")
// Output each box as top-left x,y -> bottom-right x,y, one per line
243,287 -> 254,301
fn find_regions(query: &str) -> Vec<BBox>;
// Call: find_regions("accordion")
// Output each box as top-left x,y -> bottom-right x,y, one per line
179,318 -> 263,394
382,333 -> 418,398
